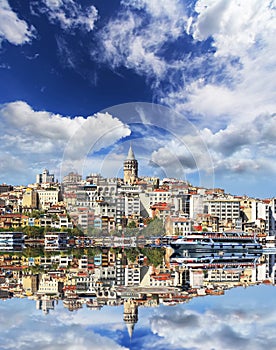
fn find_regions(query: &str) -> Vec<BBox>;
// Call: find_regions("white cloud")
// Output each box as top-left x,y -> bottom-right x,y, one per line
37,0 -> 98,32
162,0 -> 276,128
96,0 -> 275,146
0,0 -> 35,46
96,0 -> 188,82
1,316 -> 128,350
148,112 -> 276,192
150,302 -> 276,350
0,101 -> 130,184
192,0 -> 275,58
0,300 -> 128,350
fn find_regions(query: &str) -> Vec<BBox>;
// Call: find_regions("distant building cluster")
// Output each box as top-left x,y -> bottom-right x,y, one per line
0,145 -> 275,237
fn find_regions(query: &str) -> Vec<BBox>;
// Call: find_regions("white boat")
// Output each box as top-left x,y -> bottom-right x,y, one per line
170,233 -> 261,251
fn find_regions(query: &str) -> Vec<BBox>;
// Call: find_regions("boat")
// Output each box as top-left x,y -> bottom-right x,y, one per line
170,237 -> 263,267
170,232 -> 262,251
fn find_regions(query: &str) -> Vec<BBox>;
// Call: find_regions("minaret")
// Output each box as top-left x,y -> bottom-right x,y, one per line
124,144 -> 138,185
123,299 -> 138,339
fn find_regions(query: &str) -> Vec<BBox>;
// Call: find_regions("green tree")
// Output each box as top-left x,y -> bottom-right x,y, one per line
66,226 -> 84,237
125,248 -> 140,263
87,227 -> 102,237
124,227 -> 140,237
127,220 -> 137,228
22,226 -> 44,238
140,247 -> 165,267
141,217 -> 165,237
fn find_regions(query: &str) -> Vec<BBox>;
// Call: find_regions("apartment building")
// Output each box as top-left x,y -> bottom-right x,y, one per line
44,232 -> 68,251
165,216 -> 193,235
22,188 -> 38,209
37,274 -> 64,295
207,199 -> 240,225
36,169 -> 55,184
37,188 -> 61,210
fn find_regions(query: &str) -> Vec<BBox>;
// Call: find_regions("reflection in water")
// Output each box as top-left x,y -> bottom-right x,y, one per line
0,284 -> 276,350
1,232 -> 276,349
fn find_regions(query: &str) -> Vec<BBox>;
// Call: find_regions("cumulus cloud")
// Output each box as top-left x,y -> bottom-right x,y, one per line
163,0 -> 276,128
0,101 -> 130,184
0,0 -> 35,46
32,0 -> 98,32
150,112 -> 276,190
94,0 -> 275,149
151,138 -> 208,175
192,0 -> 275,57
150,303 -> 276,350
204,113 -> 276,173
0,304 -> 128,350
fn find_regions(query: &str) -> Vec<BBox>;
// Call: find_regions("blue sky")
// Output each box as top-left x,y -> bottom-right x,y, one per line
0,0 -> 275,198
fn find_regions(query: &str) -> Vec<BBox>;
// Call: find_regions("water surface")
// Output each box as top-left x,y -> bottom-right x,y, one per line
0,284 -> 275,350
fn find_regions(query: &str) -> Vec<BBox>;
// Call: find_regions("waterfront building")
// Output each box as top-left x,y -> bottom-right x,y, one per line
37,274 -> 64,296
0,184 -> 13,194
124,265 -> 140,286
194,213 -> 219,232
0,214 -> 28,229
150,202 -> 171,221
187,193 -> 206,219
62,172 -> 82,184
0,231 -> 24,252
206,269 -> 242,284
44,232 -> 68,251
69,207 -> 95,231
140,189 -> 171,218
115,253 -> 127,286
207,199 -> 241,228
269,198 -> 276,236
36,298 -> 55,314
165,216 -> 193,235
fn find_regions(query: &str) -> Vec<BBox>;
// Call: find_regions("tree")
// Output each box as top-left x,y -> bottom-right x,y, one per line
127,220 -> 137,228
22,226 -> 44,238
87,227 -> 102,237
141,217 -> 165,237
140,247 -> 165,267
86,247 -> 102,257
125,248 -> 140,263
68,226 -> 84,237
124,227 -> 140,237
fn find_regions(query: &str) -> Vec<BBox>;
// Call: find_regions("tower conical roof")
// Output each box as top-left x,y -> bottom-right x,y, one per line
126,322 -> 135,339
126,144 -> 135,160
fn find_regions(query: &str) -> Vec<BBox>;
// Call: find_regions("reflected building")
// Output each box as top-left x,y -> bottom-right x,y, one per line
123,299 -> 138,339
0,232 -> 24,252
36,297 -> 55,314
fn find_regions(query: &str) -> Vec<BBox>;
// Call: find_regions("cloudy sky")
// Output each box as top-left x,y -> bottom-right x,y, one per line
1,285 -> 276,350
0,0 -> 275,197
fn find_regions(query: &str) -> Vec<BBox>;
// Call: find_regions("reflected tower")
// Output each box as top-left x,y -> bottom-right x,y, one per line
123,299 -> 138,339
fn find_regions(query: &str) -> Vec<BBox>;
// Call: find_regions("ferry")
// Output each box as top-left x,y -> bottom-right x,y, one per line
170,232 -> 262,251
171,252 -> 261,263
